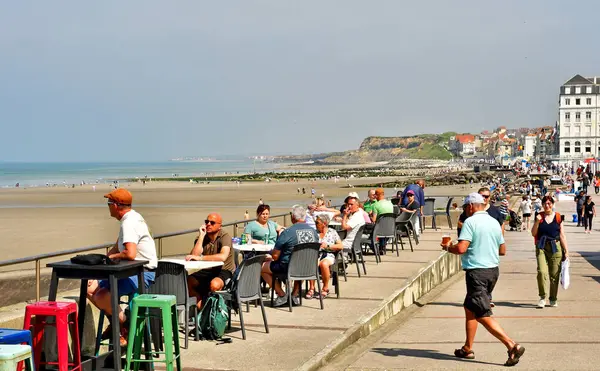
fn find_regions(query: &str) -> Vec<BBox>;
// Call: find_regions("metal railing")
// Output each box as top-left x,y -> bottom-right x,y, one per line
0,212 -> 291,302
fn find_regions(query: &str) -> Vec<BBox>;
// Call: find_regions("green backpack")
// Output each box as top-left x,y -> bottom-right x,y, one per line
197,293 -> 229,340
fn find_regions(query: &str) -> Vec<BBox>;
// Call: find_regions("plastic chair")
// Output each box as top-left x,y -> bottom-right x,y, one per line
434,197 -> 454,229
0,345 -> 35,371
147,262 -> 199,349
270,243 -> 323,312
422,198 -> 437,231
349,225 -> 367,277
217,255 -> 268,340
126,294 -> 180,371
23,301 -> 81,371
396,212 -> 418,252
364,214 -> 398,261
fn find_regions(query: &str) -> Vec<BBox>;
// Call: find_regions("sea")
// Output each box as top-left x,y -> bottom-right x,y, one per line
0,159 -> 283,188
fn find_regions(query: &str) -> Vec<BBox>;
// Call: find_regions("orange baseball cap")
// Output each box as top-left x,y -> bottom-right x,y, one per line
104,188 -> 133,205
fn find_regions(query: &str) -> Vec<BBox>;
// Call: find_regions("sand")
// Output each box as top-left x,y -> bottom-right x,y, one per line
0,176 -> 470,272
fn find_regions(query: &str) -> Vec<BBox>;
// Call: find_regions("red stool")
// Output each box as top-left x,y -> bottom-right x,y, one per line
24,301 -> 82,371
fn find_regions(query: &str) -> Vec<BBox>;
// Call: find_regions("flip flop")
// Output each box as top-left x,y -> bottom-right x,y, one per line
305,289 -> 314,299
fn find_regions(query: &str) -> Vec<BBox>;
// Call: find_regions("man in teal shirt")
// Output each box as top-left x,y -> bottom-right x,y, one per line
441,193 -> 525,366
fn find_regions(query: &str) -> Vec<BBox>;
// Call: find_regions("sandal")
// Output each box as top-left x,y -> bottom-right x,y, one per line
504,344 -> 525,367
454,346 -> 475,359
305,289 -> 315,299
320,289 -> 329,299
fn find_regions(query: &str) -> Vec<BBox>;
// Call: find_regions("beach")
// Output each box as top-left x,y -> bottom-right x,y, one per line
0,176 -> 470,267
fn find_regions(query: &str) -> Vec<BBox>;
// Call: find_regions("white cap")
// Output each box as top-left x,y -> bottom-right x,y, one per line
348,192 -> 360,199
464,192 -> 485,205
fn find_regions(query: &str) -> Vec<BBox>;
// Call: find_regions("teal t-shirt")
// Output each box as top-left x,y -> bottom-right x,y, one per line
458,211 -> 504,269
243,220 -> 277,245
373,199 -> 394,216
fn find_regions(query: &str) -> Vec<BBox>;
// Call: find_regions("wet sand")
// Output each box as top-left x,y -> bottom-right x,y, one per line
0,177 -> 470,270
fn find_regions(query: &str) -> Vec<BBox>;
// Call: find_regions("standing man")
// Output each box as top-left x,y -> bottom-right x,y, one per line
575,190 -> 586,227
186,213 -> 235,309
87,189 -> 157,346
442,193 -> 525,366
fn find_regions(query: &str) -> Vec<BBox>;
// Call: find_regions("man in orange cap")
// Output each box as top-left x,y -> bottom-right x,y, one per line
87,188 -> 158,346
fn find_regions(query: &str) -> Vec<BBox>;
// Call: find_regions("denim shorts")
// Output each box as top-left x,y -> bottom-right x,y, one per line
98,272 -> 155,297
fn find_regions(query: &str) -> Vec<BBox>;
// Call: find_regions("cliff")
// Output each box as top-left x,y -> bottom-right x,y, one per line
273,132 -> 456,164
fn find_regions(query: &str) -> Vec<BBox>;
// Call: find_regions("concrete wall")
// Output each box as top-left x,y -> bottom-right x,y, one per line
297,251 -> 462,371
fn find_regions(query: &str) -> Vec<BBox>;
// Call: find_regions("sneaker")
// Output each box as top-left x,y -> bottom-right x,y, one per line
550,300 -> 558,307
272,295 -> 288,307
490,302 -> 495,308
292,296 -> 301,306
537,298 -> 546,308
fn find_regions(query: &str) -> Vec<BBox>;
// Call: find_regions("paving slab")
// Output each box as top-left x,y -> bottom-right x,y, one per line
335,196 -> 600,370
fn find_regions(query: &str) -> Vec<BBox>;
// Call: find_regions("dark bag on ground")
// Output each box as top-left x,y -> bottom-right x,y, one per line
70,253 -> 116,265
197,293 -> 229,340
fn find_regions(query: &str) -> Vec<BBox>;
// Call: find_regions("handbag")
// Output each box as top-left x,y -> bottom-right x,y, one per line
560,258 -> 570,290
70,253 -> 116,266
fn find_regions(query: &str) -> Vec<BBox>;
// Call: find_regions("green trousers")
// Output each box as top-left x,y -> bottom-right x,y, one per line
536,242 -> 563,301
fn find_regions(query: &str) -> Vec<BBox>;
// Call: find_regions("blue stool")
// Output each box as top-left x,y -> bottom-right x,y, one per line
0,330 -> 33,371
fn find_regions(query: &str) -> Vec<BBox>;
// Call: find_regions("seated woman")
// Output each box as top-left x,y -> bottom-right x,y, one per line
400,190 -> 420,233
306,214 -> 343,299
243,204 -> 284,244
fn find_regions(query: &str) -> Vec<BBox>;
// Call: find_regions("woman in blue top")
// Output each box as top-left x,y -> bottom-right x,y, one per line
531,196 -> 569,309
243,204 -> 284,245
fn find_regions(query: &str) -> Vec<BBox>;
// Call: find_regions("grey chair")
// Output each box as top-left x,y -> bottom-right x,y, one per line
422,198 -> 437,230
434,197 -> 454,229
348,225 -> 367,277
217,255 -> 268,340
366,213 -> 398,261
148,261 -> 199,349
396,212 -> 419,252
271,242 -> 323,312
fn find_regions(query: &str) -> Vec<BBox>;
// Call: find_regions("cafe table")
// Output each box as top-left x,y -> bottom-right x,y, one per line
232,244 -> 274,267
159,259 -> 223,274
46,259 -> 152,371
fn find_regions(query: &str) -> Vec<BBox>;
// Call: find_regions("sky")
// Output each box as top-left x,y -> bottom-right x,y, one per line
1,1 -> 600,162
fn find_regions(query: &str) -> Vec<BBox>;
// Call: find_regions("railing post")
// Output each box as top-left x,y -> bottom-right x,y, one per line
158,239 -> 163,259
233,224 -> 238,238
35,259 -> 41,302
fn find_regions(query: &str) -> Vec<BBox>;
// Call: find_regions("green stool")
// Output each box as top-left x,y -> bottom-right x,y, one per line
126,294 -> 181,371
0,344 -> 35,371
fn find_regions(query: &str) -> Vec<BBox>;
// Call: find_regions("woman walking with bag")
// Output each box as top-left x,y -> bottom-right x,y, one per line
531,196 -> 569,308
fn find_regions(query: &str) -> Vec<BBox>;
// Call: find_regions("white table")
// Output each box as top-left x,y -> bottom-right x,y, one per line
233,244 -> 274,252
159,259 -> 223,274
328,221 -> 341,226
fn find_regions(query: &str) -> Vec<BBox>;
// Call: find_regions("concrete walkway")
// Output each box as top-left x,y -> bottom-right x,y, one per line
153,224 -> 452,370
328,197 -> 600,370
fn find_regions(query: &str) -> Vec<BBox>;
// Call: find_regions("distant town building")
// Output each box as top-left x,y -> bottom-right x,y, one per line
558,74 -> 600,163
524,134 -> 537,158
448,134 -> 476,157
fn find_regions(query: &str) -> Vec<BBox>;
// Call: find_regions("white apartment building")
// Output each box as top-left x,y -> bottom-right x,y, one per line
558,75 -> 600,163
523,134 -> 536,159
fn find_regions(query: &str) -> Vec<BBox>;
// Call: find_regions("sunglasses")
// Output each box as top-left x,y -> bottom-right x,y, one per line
205,219 -> 219,226
481,195 -> 490,199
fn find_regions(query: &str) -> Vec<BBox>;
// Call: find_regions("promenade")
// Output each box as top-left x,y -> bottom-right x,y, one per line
326,196 -> 600,370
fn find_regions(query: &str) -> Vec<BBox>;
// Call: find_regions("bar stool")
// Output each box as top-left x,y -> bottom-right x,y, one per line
0,345 -> 35,371
125,294 -> 180,371
23,302 -> 81,371
0,329 -> 33,371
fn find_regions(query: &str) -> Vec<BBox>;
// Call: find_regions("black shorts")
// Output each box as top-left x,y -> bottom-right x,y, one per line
464,267 -> 499,318
270,261 -> 288,275
190,267 -> 233,295
523,213 -> 531,218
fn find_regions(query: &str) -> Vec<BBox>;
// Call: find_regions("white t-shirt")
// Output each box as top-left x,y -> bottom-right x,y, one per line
119,210 -> 158,269
520,200 -> 532,214
342,211 -> 366,250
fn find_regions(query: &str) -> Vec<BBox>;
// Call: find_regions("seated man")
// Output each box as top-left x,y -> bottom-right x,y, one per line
261,205 -> 319,307
87,189 -> 157,346
341,195 -> 366,255
186,213 -> 235,309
